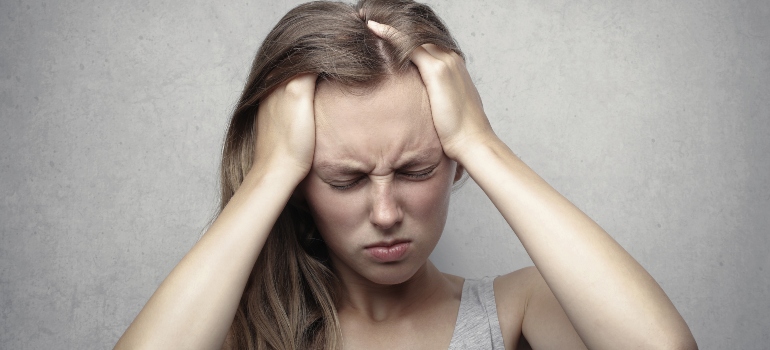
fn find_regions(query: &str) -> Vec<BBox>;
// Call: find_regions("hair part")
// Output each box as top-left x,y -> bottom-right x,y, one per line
218,1 -> 462,349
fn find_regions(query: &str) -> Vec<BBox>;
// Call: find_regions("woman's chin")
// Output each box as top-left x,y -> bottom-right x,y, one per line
366,273 -> 412,286
329,251 -> 430,287
361,262 -> 427,286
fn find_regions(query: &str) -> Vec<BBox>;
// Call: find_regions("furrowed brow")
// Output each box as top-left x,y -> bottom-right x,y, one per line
315,148 -> 443,175
315,162 -> 367,175
397,148 -> 443,169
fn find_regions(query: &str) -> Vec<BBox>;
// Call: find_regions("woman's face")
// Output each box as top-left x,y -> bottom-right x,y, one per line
301,69 -> 461,286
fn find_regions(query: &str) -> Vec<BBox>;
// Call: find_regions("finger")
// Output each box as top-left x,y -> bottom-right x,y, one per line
366,20 -> 406,45
420,43 -> 443,57
366,21 -> 458,67
287,73 -> 318,90
366,20 -> 438,68
367,20 -> 454,58
292,72 -> 318,85
420,43 -> 455,61
279,73 -> 318,104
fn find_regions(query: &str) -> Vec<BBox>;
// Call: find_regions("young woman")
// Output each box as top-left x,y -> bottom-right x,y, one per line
116,0 -> 697,349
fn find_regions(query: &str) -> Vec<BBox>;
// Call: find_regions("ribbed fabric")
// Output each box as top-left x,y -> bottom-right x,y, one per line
447,277 -> 506,350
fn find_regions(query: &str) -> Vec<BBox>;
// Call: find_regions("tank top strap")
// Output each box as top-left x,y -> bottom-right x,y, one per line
448,276 -> 506,350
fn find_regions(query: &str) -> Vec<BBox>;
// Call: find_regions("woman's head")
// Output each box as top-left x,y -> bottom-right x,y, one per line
221,0 -> 462,197
219,1 -> 463,349
304,68 -> 463,286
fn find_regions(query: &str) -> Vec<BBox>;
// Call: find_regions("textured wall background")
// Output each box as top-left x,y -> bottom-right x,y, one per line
1,0 -> 768,348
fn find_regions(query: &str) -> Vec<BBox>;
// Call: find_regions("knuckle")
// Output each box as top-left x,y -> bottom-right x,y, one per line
430,60 -> 451,77
283,76 -> 315,98
283,79 -> 306,97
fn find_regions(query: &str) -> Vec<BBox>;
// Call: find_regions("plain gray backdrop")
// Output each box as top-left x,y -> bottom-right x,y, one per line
1,0 -> 768,348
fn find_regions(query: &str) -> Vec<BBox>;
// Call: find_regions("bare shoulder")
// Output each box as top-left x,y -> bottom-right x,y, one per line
492,266 -> 541,350
495,266 -> 542,292
494,266 -> 543,313
495,266 -> 587,350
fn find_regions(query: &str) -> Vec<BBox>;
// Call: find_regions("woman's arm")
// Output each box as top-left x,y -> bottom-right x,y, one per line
463,139 -> 696,350
367,21 -> 697,350
115,74 -> 317,350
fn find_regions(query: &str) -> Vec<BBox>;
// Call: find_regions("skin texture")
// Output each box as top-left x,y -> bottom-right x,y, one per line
301,70 -> 467,349
305,70 -> 457,287
115,76 -> 320,350
367,20 -> 697,350
114,18 -> 697,350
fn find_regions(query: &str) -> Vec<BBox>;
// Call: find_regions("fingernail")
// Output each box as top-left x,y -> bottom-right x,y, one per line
367,20 -> 381,27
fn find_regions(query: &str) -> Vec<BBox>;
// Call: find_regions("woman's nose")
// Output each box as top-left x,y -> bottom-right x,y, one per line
369,180 -> 403,230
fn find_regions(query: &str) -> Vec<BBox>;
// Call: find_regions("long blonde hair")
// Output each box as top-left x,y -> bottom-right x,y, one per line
219,1 -> 462,348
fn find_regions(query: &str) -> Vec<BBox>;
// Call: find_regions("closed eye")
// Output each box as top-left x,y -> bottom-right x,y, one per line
329,177 -> 365,191
327,162 -> 440,190
400,163 -> 439,180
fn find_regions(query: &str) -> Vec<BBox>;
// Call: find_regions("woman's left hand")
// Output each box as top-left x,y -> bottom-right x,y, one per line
369,20 -> 698,350
367,20 -> 498,162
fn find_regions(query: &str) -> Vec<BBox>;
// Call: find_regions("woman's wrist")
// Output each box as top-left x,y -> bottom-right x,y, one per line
242,160 -> 307,197
451,133 -> 512,172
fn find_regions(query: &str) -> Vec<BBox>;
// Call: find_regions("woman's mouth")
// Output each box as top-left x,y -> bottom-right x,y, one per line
365,241 -> 410,263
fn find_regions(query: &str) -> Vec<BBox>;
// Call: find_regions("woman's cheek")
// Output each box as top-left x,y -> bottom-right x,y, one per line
400,167 -> 454,224
304,180 -> 366,232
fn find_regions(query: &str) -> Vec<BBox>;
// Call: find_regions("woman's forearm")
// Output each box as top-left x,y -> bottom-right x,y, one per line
115,167 -> 301,350
459,137 -> 696,349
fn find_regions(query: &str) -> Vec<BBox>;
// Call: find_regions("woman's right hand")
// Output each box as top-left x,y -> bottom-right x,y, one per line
252,74 -> 318,181
115,74 -> 319,350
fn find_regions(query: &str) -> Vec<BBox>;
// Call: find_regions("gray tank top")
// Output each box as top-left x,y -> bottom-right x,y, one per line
447,276 -> 506,350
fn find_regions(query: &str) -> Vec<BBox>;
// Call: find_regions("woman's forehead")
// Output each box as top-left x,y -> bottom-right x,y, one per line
314,69 -> 430,126
312,70 -> 441,170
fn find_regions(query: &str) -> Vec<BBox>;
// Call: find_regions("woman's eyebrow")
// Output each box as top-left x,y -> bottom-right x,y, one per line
315,162 -> 367,175
397,148 -> 442,169
315,148 -> 441,174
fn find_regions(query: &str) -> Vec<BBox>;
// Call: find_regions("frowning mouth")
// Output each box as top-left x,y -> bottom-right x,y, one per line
365,240 -> 411,262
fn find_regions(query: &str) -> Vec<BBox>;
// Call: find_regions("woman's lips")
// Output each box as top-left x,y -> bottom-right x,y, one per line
365,241 -> 410,262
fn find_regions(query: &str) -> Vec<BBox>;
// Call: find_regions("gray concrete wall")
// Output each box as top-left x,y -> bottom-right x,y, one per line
1,0 -> 767,348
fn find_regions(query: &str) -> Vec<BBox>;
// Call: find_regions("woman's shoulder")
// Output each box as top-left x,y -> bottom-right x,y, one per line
494,266 -> 543,297
492,266 -> 543,349
493,267 -> 587,350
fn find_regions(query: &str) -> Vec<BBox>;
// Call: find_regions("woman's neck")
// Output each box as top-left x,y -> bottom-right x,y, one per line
334,260 -> 459,322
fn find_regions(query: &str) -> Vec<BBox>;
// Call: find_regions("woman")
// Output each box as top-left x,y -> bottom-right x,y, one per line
116,0 -> 697,349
